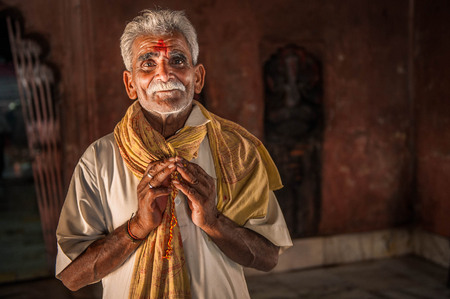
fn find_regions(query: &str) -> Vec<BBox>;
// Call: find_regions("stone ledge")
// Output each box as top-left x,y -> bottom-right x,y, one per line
245,228 -> 449,276
413,229 -> 450,267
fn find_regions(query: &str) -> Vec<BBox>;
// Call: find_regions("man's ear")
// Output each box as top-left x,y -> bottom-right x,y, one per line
194,64 -> 206,94
123,70 -> 137,99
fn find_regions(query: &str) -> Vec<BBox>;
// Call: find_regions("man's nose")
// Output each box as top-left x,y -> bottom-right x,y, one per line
155,61 -> 170,82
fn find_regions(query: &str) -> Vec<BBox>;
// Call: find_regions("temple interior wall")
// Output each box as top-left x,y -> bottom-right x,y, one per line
1,0 -> 449,271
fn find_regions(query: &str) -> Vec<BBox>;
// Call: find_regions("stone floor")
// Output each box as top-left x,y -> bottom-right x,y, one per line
247,255 -> 450,299
0,255 -> 448,298
0,177 -> 49,283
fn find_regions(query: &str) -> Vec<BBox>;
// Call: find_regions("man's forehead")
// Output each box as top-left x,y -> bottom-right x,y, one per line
133,33 -> 190,53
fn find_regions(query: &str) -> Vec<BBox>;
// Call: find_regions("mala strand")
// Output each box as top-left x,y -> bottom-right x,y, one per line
162,171 -> 181,260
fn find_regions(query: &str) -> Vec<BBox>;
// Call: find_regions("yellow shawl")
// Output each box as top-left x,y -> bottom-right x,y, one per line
114,100 -> 282,298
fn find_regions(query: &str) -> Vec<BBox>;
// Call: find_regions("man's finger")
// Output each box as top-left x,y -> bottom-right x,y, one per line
148,186 -> 173,199
176,163 -> 199,184
138,185 -> 172,201
175,158 -> 215,196
148,163 -> 176,188
175,166 -> 213,199
173,179 -> 198,201
176,157 -> 209,183
144,157 -> 176,178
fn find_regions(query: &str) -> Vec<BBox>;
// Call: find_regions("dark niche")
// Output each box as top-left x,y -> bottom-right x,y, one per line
264,45 -> 323,238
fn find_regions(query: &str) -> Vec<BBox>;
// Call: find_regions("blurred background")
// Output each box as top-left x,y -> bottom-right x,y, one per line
0,0 -> 449,297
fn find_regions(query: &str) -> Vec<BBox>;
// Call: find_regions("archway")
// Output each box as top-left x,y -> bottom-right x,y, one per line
0,7 -> 63,281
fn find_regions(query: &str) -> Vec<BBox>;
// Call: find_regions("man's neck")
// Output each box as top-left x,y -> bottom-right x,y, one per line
141,104 -> 193,138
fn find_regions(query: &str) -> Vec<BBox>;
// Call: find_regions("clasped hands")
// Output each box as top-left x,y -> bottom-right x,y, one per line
130,157 -> 217,239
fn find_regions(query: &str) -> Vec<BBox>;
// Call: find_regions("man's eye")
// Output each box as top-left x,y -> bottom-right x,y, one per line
143,61 -> 156,68
171,57 -> 186,65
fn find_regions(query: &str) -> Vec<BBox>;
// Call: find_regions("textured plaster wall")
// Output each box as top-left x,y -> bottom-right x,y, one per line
414,0 -> 450,237
2,0 -> 449,238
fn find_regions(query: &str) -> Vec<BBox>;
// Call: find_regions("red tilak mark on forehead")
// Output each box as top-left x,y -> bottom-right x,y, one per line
157,40 -> 167,47
153,39 -> 168,55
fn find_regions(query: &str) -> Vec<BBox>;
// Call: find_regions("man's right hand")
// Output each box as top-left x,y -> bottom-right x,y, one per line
58,157 -> 178,291
130,157 -> 178,238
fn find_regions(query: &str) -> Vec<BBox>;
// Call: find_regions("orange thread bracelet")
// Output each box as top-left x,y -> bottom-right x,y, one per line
126,214 -> 146,242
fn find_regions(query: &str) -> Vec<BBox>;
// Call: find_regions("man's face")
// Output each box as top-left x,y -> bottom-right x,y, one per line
123,32 -> 205,115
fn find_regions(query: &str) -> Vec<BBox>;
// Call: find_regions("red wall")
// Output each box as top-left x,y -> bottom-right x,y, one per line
2,0 -> 449,238
415,0 -> 450,237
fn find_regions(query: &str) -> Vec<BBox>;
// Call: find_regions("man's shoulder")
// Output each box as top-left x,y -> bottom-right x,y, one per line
80,132 -> 117,162
91,132 -> 116,148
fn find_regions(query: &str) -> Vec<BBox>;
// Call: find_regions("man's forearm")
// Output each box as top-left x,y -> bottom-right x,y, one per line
202,213 -> 279,272
58,222 -> 143,291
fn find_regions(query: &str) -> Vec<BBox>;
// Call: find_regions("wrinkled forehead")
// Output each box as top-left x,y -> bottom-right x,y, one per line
132,32 -> 192,61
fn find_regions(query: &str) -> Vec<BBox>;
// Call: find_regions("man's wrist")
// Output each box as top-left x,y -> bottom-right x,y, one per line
201,210 -> 223,236
127,214 -> 149,240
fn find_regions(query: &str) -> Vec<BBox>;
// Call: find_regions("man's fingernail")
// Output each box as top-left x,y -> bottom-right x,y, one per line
172,180 -> 180,184
168,164 -> 175,169
176,162 -> 184,168
168,157 -> 175,162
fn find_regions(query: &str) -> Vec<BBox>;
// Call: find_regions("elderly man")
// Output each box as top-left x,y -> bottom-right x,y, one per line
56,9 -> 292,299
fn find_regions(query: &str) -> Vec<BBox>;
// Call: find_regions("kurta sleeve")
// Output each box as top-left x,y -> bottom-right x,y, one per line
55,148 -> 107,276
244,191 -> 293,252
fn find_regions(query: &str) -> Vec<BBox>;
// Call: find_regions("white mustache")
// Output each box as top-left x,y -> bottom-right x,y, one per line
147,80 -> 186,94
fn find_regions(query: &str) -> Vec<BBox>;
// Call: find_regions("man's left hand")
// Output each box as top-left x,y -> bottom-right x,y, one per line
172,157 -> 217,229
172,157 -> 279,272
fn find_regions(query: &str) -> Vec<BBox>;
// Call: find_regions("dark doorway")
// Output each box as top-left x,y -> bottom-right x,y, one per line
0,12 -> 48,282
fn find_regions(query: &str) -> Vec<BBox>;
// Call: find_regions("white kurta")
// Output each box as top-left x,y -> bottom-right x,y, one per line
56,105 -> 293,299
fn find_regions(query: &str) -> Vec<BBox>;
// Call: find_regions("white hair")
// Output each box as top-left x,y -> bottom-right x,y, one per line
120,9 -> 199,71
